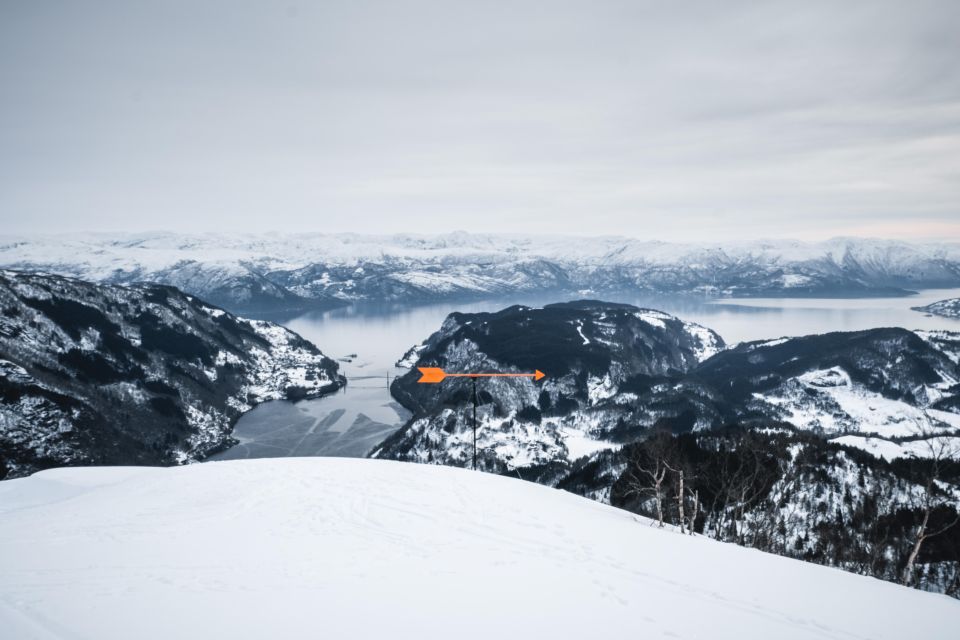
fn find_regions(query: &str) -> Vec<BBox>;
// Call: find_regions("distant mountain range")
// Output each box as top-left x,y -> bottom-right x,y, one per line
0,271 -> 343,479
3,232 -> 960,313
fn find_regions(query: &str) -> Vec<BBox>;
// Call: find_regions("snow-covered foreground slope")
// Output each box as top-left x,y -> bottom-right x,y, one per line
1,459 -> 957,639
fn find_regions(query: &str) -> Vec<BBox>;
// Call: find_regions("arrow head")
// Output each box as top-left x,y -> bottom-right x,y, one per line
534,369 -> 545,381
417,367 -> 447,384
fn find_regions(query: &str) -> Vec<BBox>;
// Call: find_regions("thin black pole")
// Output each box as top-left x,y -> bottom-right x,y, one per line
472,377 -> 478,470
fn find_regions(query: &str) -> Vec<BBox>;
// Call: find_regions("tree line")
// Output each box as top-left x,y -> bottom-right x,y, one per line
610,425 -> 960,596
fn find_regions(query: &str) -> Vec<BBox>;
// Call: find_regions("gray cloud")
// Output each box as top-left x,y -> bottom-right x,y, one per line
1,0 -> 958,240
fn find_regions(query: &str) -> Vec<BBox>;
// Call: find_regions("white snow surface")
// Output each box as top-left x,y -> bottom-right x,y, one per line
1,458 -> 957,640
682,318 -> 725,361
833,434 -> 960,461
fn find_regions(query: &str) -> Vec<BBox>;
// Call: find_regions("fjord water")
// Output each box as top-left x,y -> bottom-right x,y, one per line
211,288 -> 960,461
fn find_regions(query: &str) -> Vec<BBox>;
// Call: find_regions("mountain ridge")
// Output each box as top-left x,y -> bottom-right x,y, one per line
4,232 -> 960,313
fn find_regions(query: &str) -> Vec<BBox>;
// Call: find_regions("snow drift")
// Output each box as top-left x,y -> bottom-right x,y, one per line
0,458 -> 957,639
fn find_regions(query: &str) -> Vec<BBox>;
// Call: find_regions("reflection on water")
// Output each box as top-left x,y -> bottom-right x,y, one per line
212,288 -> 960,462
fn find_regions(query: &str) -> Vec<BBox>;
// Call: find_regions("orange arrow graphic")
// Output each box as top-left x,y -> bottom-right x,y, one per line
417,367 -> 546,384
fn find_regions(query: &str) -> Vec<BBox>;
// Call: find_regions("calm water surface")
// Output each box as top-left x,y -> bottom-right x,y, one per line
211,289 -> 960,461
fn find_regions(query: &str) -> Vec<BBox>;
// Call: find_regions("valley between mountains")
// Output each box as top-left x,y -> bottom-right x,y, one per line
2,271 -> 960,597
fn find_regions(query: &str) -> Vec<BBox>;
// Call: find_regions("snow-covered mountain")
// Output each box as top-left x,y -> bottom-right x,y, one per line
915,297 -> 960,320
379,304 -> 960,478
3,232 -> 960,313
1,458 -> 956,639
377,301 -> 723,477
0,271 -> 343,478
378,302 -> 960,593
688,329 -> 960,459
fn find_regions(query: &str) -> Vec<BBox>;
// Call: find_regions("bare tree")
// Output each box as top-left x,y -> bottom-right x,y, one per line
662,459 -> 699,535
662,460 -> 685,533
687,486 -> 700,535
901,427 -> 960,588
621,431 -> 674,527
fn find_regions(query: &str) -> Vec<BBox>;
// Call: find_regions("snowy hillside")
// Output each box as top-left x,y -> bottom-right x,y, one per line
0,271 -> 343,478
379,301 -> 723,479
378,304 -> 960,593
380,305 -> 960,483
694,328 -> 960,457
0,458 -> 956,640
916,297 -> 960,320
3,232 -> 960,312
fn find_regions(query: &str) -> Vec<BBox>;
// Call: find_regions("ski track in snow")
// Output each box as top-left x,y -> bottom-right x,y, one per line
0,459 -> 957,640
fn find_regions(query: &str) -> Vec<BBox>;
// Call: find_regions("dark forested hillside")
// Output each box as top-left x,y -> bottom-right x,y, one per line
0,271 -> 343,478
377,301 -> 723,474
610,427 -> 960,596
380,302 -> 960,482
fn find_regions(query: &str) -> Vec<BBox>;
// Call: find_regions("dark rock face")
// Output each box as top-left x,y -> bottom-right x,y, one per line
0,271 -> 343,479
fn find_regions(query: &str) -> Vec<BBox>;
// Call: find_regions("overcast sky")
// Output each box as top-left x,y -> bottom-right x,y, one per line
1,1 -> 958,242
